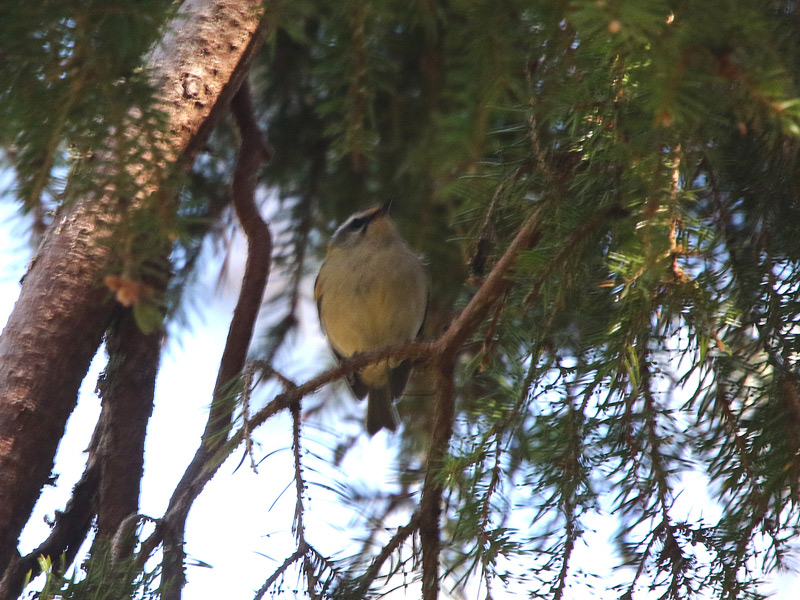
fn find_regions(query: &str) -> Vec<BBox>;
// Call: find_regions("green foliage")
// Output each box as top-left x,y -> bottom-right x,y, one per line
0,0 -> 174,215
24,545 -> 159,600
8,0 -> 800,598
241,0 -> 800,597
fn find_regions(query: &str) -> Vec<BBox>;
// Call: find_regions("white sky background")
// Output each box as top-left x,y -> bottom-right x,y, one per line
1,197 -> 800,600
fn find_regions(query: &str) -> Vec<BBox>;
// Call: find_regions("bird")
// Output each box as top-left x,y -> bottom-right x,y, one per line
314,203 -> 428,435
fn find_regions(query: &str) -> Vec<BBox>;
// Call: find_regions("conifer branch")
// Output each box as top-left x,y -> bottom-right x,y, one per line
290,397 -> 320,598
478,441 -> 502,599
139,206 -> 547,593
240,366 -> 259,474
253,543 -> 308,600
349,513 -> 420,598
419,360 -> 454,600
419,209 -> 544,600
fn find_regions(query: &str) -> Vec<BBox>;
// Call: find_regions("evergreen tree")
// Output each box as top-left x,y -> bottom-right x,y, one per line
2,0 -> 800,599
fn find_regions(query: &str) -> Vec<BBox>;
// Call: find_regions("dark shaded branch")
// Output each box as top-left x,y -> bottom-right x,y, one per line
206,78 -> 272,438
160,77 -> 271,600
94,309 -> 161,549
552,393 -> 582,600
419,361 -> 455,600
418,209 -> 544,600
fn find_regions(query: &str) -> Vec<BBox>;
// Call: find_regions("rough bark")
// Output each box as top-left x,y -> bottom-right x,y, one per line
0,0 -> 265,572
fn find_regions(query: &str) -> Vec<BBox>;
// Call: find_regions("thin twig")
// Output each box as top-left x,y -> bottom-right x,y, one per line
552,388 -> 582,600
248,360 -> 299,391
470,182 -> 503,278
478,441 -> 502,600
351,513 -> 421,598
253,543 -> 308,600
291,401 -> 305,538
241,366 -> 258,474
289,398 -> 320,599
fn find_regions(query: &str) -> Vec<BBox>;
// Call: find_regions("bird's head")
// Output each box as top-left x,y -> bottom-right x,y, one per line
329,202 -> 400,250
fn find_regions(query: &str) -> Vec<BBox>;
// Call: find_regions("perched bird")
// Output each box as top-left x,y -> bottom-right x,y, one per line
315,204 -> 428,435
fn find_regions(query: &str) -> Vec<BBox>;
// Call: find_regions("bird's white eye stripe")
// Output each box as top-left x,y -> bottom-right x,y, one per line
334,217 -> 365,237
336,210 -> 379,236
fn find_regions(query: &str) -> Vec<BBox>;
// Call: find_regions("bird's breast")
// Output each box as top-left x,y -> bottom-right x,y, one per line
318,245 -> 426,358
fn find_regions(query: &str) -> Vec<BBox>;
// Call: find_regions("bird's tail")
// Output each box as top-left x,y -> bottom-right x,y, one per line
366,386 -> 399,436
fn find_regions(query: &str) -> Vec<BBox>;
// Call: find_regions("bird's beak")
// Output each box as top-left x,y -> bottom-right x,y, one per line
377,201 -> 392,217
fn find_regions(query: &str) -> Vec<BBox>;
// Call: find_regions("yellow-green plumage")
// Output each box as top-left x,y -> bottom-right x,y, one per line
315,205 -> 428,434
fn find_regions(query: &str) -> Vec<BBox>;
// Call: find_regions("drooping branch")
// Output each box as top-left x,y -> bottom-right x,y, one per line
160,77 -> 272,600
419,360 -> 456,600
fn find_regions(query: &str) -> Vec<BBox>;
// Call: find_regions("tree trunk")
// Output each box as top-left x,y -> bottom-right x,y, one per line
0,0 -> 265,571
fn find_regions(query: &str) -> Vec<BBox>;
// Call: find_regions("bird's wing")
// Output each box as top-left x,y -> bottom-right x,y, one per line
329,345 -> 369,399
388,361 -> 413,398
315,268 -> 368,399
313,271 -> 324,322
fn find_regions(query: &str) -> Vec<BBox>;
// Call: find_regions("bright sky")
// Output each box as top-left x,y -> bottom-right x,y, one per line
1,198 -> 799,600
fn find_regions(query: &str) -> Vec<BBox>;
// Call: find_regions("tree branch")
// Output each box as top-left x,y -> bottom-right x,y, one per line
253,543 -> 308,600
437,209 -> 543,359
421,209 -> 543,600
419,361 -> 455,600
95,309 -> 161,548
348,513 -> 421,598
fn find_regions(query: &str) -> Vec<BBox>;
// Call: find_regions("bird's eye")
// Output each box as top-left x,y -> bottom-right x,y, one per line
346,217 -> 368,232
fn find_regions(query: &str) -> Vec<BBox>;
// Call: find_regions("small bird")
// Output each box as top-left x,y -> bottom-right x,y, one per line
315,203 -> 428,435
